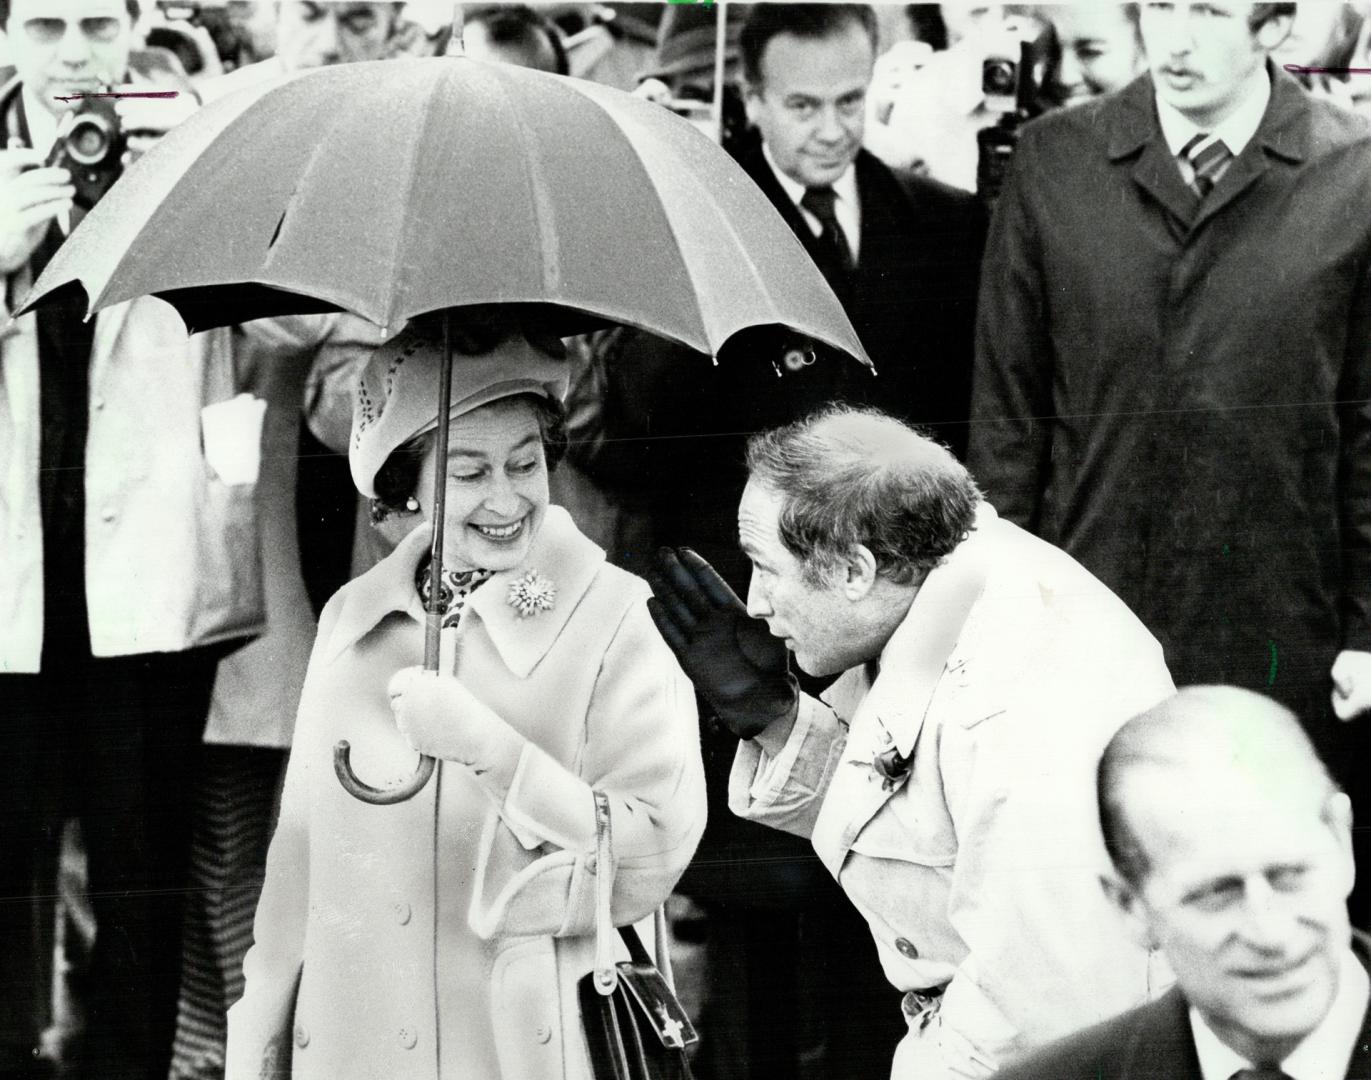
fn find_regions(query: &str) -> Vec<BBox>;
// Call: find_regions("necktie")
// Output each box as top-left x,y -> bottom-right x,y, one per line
800,185 -> 855,275
1180,133 -> 1234,198
1228,1068 -> 1294,1079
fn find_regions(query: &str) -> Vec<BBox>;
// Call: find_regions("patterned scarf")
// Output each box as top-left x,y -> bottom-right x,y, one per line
415,556 -> 494,630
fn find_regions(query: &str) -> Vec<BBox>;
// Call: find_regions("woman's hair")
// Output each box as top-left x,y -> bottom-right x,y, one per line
371,393 -> 567,520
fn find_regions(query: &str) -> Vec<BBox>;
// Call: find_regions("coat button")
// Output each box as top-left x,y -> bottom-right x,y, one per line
101,507 -> 116,523
895,937 -> 919,960
293,1024 -> 309,1048
392,901 -> 412,925
398,1025 -> 418,1050
534,1024 -> 552,1044
92,397 -> 105,411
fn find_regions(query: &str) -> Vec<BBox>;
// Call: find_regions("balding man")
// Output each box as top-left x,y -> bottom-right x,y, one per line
995,686 -> 1367,1080
649,405 -> 1175,1079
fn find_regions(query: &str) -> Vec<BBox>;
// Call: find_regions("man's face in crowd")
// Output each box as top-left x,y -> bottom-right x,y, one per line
1139,3 -> 1289,129
744,22 -> 875,189
738,479 -> 862,678
8,0 -> 133,118
275,1 -> 400,70
1053,5 -> 1146,104
1113,760 -> 1354,1064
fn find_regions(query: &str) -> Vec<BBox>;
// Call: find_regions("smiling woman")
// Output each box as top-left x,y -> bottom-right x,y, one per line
225,308 -> 706,1080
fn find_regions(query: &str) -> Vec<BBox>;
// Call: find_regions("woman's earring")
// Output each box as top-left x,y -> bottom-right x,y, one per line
405,497 -> 421,513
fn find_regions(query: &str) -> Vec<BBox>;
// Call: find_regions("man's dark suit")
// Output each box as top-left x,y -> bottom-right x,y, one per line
732,139 -> 986,459
993,940 -> 1371,1080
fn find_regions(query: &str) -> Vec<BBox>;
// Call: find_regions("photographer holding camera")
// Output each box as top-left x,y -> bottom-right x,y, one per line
0,2 -> 266,1078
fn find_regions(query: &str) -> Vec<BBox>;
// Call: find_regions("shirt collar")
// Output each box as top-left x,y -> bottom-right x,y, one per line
760,140 -> 858,212
1155,63 -> 1271,159
1189,947 -> 1369,1080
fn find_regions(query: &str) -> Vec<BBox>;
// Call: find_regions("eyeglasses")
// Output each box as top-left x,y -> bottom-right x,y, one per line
21,17 -> 125,45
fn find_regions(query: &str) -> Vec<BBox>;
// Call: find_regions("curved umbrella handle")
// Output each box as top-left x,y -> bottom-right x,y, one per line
333,742 -> 436,804
335,310 -> 456,805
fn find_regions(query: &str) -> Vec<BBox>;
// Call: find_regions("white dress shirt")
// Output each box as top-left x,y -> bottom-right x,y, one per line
761,141 -> 862,264
1189,947 -> 1369,1080
1155,64 -> 1271,189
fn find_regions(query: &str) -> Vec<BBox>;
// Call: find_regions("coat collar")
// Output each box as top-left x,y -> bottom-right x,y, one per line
324,505 -> 605,677
1106,62 -> 1309,166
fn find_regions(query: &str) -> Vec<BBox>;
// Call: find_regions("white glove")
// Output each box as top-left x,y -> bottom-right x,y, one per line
388,668 -> 526,788
1331,650 -> 1371,721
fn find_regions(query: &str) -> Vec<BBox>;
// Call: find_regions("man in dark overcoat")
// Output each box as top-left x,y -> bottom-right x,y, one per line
968,3 -> 1371,811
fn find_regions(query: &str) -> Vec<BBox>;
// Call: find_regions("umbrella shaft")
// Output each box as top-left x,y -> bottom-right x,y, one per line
425,312 -> 456,672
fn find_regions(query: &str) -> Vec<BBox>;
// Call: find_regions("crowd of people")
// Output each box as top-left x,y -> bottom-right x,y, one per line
1,2 -> 1370,1080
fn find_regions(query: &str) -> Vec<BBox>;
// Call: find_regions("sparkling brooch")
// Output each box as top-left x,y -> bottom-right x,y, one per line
506,570 -> 557,618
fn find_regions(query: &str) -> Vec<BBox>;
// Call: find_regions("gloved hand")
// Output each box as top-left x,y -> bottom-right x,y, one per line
647,547 -> 798,740
387,668 -> 525,785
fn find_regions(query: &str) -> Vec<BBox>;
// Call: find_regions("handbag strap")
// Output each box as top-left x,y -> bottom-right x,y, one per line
591,790 -> 618,995
591,790 -> 677,993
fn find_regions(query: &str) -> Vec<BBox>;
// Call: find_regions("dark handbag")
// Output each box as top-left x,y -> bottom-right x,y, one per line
578,791 -> 699,1080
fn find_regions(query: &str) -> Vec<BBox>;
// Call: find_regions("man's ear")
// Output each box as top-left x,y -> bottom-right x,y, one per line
1100,873 -> 1156,952
1325,790 -> 1357,899
841,544 -> 879,601
743,80 -> 763,126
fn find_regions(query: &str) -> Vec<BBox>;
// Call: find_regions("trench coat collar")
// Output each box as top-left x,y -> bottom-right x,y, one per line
324,505 -> 606,677
809,504 -> 993,877
1106,63 -> 1309,229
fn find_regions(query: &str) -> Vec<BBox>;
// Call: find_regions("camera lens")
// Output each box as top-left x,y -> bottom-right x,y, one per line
983,59 -> 1017,97
66,115 -> 115,166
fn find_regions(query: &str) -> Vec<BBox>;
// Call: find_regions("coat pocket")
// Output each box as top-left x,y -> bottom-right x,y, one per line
490,937 -> 564,1080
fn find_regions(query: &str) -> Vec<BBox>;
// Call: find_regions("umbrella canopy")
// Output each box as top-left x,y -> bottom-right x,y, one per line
21,56 -> 869,368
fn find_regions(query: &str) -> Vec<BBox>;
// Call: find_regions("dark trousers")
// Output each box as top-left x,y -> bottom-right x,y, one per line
0,648 -> 218,1080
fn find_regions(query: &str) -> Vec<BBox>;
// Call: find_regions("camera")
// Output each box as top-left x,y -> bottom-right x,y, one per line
976,19 -> 1047,205
982,54 -> 1020,113
47,91 -> 126,210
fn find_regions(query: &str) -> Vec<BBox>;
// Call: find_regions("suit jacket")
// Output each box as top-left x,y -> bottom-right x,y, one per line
730,504 -> 1175,1075
992,935 -> 1371,1080
968,66 -> 1371,740
733,140 -> 986,459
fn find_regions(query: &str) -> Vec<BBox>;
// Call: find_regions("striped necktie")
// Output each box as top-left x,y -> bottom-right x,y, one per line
1181,133 -> 1234,197
800,185 -> 855,274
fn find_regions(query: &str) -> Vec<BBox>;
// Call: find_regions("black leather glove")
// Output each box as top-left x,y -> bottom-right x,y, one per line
647,547 -> 799,740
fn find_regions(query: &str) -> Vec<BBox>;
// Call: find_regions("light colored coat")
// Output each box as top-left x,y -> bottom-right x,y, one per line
226,507 -> 705,1080
0,261 -> 264,672
730,505 -> 1176,1079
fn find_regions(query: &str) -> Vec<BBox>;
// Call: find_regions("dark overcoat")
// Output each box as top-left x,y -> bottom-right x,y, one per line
969,66 -> 1371,744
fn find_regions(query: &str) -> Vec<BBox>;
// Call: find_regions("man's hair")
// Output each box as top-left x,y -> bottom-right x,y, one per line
1125,3 -> 1294,34
1098,686 -> 1339,888
1,0 -> 140,25
744,405 -> 981,587
466,4 -> 569,75
740,4 -> 878,88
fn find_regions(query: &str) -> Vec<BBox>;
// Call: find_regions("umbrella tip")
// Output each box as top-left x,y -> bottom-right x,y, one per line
444,5 -> 465,56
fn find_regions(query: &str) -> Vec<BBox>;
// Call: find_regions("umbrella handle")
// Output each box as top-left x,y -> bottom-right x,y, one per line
333,742 -> 436,804
335,309 -> 456,806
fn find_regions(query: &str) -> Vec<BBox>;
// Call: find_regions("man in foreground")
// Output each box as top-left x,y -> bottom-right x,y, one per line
993,685 -> 1367,1079
649,405 -> 1175,1079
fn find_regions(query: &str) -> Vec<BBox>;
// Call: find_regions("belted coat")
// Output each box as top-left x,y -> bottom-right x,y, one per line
730,506 -> 1176,1079
226,508 -> 706,1079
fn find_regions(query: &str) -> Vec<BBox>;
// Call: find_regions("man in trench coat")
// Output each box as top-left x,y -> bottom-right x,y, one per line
968,4 -> 1371,836
649,406 -> 1176,1079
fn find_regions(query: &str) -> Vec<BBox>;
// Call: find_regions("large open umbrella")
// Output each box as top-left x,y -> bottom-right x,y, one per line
21,55 -> 870,803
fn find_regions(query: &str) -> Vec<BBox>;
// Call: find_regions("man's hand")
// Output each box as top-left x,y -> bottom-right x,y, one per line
647,547 -> 798,740
1332,650 -> 1371,721
0,149 -> 73,274
115,68 -> 199,166
387,667 -> 522,776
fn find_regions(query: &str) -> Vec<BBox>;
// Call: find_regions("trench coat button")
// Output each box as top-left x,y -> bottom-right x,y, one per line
398,1025 -> 418,1050
392,900 -> 412,925
101,507 -> 116,523
293,1024 -> 309,1048
895,937 -> 919,960
534,1024 -> 553,1044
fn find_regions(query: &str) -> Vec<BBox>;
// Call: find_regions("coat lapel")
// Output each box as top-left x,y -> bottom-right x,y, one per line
1107,77 -> 1198,230
1192,66 -> 1308,234
809,505 -> 994,877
